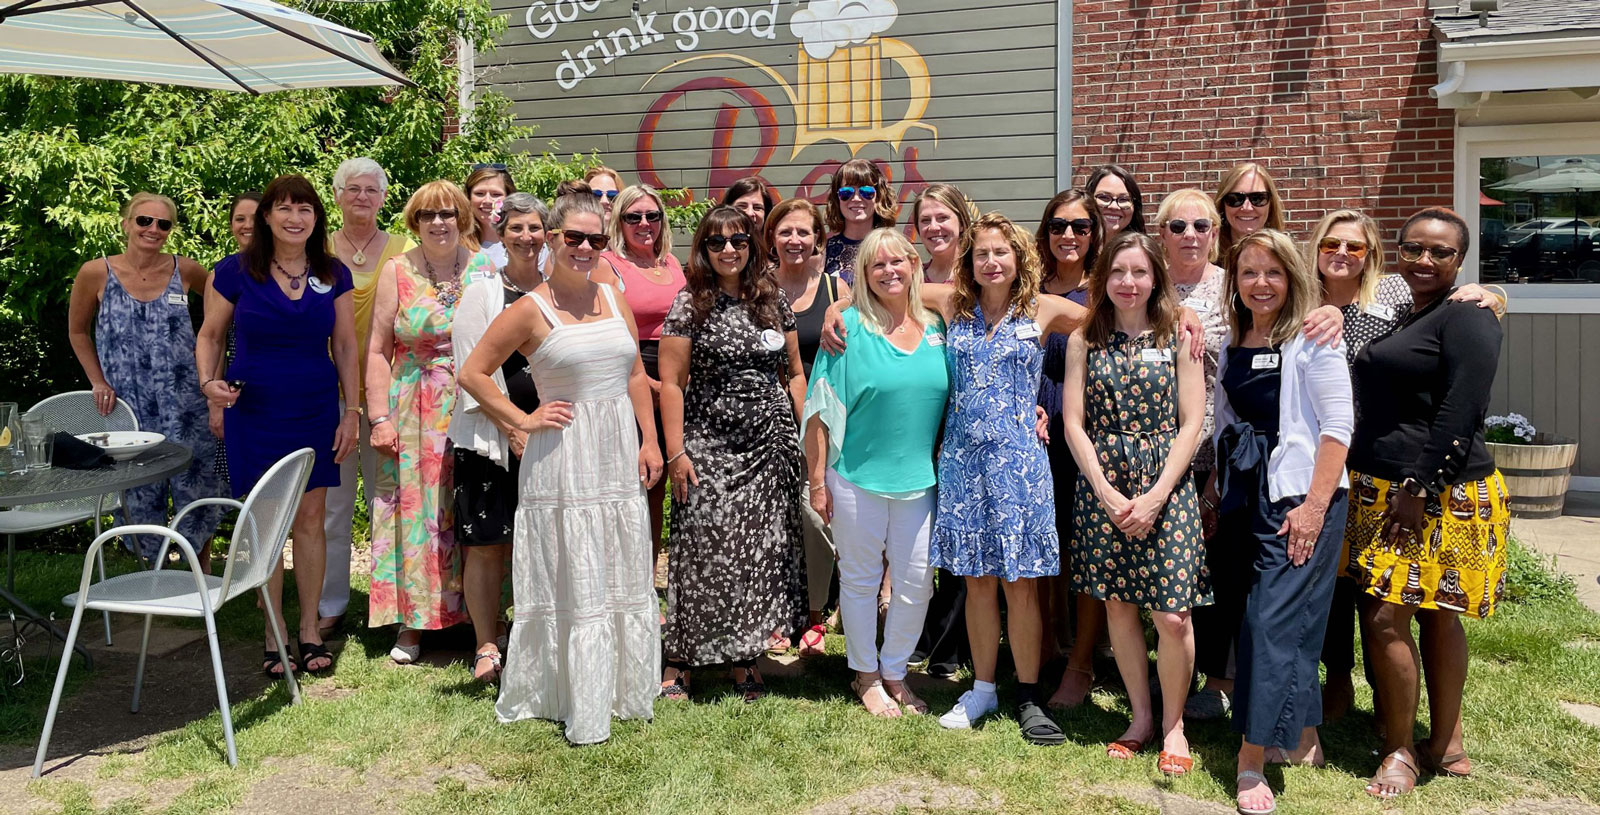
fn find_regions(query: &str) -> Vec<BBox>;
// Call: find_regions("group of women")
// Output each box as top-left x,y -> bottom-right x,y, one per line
67,155 -> 1510,813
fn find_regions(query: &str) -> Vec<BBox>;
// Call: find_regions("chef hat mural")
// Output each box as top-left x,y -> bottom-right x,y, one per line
790,0 -> 898,60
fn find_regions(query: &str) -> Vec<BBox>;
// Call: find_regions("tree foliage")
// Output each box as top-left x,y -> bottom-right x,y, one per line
0,0 -> 599,321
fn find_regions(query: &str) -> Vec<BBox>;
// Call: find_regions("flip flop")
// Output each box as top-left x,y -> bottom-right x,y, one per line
1236,770 -> 1276,814
798,625 -> 827,657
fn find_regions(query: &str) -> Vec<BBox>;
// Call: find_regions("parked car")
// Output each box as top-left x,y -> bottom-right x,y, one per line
1497,231 -> 1600,283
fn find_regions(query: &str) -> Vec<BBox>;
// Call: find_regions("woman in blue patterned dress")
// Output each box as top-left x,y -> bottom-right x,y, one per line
67,191 -> 224,565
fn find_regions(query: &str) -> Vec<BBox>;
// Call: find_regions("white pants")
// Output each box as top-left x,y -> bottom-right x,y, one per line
828,469 -> 935,680
320,411 -> 379,619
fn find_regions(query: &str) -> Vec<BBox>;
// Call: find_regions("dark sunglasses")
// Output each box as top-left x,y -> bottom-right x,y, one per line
1317,237 -> 1369,258
705,233 -> 751,252
1221,191 -> 1271,208
417,209 -> 458,223
553,229 -> 610,249
837,185 -> 877,201
471,162 -> 509,171
1166,218 -> 1213,235
1046,217 -> 1093,236
591,189 -> 620,201
134,215 -> 173,231
621,210 -> 664,225
1397,242 -> 1459,263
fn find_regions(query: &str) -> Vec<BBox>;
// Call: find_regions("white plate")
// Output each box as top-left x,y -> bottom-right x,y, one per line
77,431 -> 165,461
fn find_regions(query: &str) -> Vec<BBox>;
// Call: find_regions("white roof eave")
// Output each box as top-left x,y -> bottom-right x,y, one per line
1432,35 -> 1600,108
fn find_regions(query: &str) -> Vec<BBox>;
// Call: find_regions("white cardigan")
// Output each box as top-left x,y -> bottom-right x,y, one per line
447,274 -> 516,469
1214,331 -> 1354,501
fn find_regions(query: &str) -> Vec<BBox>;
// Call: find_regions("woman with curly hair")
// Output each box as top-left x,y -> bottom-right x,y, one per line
658,206 -> 809,702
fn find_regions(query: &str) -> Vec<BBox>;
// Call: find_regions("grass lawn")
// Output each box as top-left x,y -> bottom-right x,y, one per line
6,537 -> 1600,815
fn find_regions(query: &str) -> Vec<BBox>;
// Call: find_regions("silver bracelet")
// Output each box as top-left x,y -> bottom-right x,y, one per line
665,450 -> 686,464
370,415 -> 391,427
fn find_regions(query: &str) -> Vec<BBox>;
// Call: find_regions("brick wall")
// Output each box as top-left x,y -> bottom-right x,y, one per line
1072,0 -> 1455,241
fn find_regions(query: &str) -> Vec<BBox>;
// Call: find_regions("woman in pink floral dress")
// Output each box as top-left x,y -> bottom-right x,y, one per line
367,180 -> 491,661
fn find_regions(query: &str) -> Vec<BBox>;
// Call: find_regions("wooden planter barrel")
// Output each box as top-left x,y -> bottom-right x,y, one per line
1488,435 -> 1579,519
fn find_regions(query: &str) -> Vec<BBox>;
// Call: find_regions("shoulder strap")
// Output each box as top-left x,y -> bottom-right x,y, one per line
826,273 -> 837,302
598,280 -> 620,316
528,292 -> 562,327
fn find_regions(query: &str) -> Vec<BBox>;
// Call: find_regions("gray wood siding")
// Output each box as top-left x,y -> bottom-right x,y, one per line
482,0 -> 1062,220
1489,313 -> 1600,477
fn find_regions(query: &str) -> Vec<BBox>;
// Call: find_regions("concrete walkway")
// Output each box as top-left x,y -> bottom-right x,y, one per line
1515,491 -> 1600,612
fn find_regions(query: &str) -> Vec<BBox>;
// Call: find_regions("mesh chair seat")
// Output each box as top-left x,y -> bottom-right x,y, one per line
64,571 -> 225,618
0,504 -> 105,535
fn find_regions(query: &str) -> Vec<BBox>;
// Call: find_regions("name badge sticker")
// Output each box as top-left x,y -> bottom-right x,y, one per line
1140,347 -> 1173,363
1251,353 -> 1281,370
308,276 -> 333,295
1364,303 -> 1396,321
926,332 -> 945,347
1181,296 -> 1213,314
1015,321 -> 1042,340
165,292 -> 187,306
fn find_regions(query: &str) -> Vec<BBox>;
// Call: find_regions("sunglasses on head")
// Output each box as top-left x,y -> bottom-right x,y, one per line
705,233 -> 751,252
554,229 -> 610,249
417,209 -> 458,223
1221,191 -> 1271,208
134,215 -> 173,231
837,185 -> 877,201
1166,218 -> 1213,235
472,162 -> 508,171
1397,242 -> 1459,263
1317,237 -> 1369,258
1046,217 -> 1093,236
621,210 -> 664,225
591,189 -> 620,201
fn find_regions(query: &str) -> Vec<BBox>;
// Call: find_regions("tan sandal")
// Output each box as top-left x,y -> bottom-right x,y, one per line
851,676 -> 902,718
882,678 -> 928,714
1416,741 -> 1472,777
1365,749 -> 1420,800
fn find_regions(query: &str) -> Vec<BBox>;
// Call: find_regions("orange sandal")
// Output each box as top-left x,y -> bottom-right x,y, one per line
1157,750 -> 1194,777
1106,737 -> 1147,760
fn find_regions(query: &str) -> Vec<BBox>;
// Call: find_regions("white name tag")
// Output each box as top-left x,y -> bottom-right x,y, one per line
1015,321 -> 1042,340
926,332 -> 945,347
1140,347 -> 1172,363
1363,303 -> 1396,321
1181,296 -> 1213,314
1251,353 -> 1281,370
166,292 -> 187,306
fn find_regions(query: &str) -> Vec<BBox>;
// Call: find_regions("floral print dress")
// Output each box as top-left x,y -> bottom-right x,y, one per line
661,291 -> 807,667
1068,331 -> 1210,611
929,305 -> 1058,582
369,259 -> 467,630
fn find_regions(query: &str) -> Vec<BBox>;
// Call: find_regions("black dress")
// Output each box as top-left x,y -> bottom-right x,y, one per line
453,286 -> 541,546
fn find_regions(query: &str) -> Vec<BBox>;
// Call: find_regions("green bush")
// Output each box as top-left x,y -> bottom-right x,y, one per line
1505,534 -> 1577,606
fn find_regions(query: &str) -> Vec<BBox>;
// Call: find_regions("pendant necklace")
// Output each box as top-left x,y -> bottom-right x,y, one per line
341,228 -> 382,266
274,258 -> 309,290
424,249 -> 463,309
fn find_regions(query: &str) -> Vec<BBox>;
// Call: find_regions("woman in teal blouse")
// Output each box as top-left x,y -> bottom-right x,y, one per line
805,228 -> 950,718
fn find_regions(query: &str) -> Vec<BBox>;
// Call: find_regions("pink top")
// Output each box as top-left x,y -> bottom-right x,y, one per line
603,250 -> 685,341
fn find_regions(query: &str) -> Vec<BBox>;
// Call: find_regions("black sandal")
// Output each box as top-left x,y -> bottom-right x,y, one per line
660,660 -> 691,701
731,663 -> 766,703
1016,701 -> 1065,746
263,648 -> 298,679
298,641 -> 335,675
472,650 -> 503,683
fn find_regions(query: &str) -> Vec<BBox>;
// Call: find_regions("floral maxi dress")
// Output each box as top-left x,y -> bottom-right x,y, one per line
1067,331 -> 1210,611
369,259 -> 467,630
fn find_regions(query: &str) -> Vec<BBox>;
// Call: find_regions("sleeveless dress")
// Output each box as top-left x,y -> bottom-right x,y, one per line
929,305 -> 1058,581
661,290 -> 806,666
96,257 -> 224,562
495,285 -> 659,745
368,258 -> 467,631
1068,331 -> 1209,611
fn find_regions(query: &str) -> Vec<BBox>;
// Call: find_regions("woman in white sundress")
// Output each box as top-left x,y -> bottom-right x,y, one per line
458,193 -> 665,745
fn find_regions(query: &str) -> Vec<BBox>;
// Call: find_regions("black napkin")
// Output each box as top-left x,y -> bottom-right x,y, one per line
52,432 -> 114,470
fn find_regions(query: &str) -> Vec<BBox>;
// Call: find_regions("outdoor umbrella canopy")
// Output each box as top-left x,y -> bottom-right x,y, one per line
1495,166 -> 1600,277
0,0 -> 410,94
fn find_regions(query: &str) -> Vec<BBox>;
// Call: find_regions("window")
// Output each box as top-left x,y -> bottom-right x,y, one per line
1479,154 -> 1600,285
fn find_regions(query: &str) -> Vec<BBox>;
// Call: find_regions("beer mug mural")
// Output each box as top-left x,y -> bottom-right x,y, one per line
642,0 -> 937,161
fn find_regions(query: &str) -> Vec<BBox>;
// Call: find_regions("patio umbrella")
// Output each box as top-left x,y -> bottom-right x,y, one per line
1480,191 -> 1504,207
0,0 -> 410,94
1497,166 -> 1600,274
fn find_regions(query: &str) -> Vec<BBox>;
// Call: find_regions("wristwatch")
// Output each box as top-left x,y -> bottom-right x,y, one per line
1401,477 -> 1428,498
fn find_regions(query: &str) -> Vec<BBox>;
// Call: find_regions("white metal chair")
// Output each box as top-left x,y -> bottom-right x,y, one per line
0,390 -> 140,645
31,448 -> 314,777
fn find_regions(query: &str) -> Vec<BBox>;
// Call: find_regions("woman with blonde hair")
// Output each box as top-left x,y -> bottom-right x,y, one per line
71,192 -> 224,564
912,183 -> 974,284
1214,163 -> 1286,258
367,180 -> 489,663
585,165 -> 624,217
1064,230 -> 1208,774
805,227 -> 948,715
1202,229 -> 1353,814
464,165 -> 515,266
824,158 -> 897,285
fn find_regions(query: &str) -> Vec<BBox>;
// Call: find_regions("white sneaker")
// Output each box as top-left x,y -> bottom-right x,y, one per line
390,641 -> 422,665
938,689 -> 998,729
